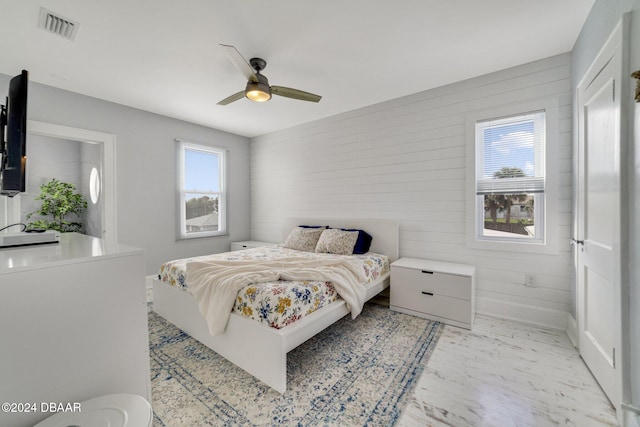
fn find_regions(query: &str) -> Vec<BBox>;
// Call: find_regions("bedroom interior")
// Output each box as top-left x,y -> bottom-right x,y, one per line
0,1 -> 639,426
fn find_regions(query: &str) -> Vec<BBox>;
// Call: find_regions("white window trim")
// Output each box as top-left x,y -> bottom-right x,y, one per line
465,98 -> 559,255
176,139 -> 227,240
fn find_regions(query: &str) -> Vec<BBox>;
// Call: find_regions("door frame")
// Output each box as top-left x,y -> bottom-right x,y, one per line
575,16 -> 630,424
27,121 -> 117,242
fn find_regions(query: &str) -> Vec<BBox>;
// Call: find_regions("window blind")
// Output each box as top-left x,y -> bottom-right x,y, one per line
476,111 -> 545,195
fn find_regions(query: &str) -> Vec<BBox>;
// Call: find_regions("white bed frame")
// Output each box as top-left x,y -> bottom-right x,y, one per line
152,218 -> 399,393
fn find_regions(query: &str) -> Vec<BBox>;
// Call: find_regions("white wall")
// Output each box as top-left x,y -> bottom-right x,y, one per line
624,5 -> 640,423
251,54 -> 573,330
0,75 -> 252,275
21,135 -> 82,222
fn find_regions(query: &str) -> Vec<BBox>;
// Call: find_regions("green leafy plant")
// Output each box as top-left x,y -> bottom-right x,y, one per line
26,178 -> 87,233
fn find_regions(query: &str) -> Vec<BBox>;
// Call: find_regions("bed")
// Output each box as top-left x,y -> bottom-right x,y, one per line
152,217 -> 399,393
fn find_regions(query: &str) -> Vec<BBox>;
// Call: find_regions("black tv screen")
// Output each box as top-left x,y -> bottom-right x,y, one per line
0,70 -> 29,197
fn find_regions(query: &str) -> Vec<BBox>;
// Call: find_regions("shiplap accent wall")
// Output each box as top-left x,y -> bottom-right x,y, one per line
251,54 -> 573,330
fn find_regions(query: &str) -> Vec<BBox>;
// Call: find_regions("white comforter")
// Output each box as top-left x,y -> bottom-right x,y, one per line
186,256 -> 368,336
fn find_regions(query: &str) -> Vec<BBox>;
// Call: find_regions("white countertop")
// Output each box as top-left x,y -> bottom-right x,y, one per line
0,232 -> 143,273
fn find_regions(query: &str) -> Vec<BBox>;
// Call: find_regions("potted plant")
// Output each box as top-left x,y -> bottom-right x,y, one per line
27,178 -> 88,233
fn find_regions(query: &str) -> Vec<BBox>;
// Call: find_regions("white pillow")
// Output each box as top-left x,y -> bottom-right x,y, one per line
282,227 -> 324,252
315,229 -> 359,255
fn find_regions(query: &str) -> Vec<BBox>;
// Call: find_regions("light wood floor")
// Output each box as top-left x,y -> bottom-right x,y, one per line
397,315 -> 618,427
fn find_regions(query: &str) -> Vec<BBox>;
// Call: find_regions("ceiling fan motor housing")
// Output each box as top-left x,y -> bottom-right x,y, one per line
249,57 -> 267,72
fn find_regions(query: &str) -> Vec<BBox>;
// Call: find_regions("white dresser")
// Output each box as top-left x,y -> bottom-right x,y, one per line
0,233 -> 151,427
230,240 -> 273,251
390,257 -> 475,329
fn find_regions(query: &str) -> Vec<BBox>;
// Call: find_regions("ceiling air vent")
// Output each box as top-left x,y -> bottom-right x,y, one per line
38,8 -> 80,41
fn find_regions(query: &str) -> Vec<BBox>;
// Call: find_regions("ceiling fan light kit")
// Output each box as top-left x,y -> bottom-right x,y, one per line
218,44 -> 321,105
245,73 -> 271,102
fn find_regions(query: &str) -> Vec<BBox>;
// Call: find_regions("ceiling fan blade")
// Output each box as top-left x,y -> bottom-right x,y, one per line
217,90 -> 245,105
271,86 -> 322,103
220,44 -> 258,83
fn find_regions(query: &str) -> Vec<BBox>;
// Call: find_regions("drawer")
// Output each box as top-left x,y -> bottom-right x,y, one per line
391,266 -> 471,300
231,241 -> 272,251
390,286 -> 472,325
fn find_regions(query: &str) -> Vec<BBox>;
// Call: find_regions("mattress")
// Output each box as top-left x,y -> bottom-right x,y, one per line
158,245 -> 389,329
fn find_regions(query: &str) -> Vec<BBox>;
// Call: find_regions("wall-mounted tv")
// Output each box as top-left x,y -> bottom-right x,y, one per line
0,69 -> 29,197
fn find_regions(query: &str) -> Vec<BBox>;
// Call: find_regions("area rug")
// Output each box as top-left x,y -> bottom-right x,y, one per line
149,302 -> 442,426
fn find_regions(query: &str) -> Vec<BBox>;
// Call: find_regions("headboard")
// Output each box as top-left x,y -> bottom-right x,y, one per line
281,218 -> 399,262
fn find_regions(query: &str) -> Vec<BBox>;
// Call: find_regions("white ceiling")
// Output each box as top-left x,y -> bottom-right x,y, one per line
0,0 -> 594,138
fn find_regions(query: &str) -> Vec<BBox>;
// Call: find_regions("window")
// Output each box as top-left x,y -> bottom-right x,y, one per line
89,166 -> 100,204
474,110 -> 546,245
177,141 -> 226,239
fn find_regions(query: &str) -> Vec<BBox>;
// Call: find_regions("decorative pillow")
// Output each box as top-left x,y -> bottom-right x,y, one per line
298,225 -> 328,229
341,228 -> 373,254
282,227 -> 325,252
315,228 -> 359,255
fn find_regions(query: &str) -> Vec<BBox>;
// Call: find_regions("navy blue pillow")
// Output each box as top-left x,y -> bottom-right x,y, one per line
341,228 -> 372,254
298,225 -> 328,229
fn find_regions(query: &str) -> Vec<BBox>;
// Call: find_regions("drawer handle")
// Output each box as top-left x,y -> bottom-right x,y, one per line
421,270 -> 434,274
421,291 -> 434,296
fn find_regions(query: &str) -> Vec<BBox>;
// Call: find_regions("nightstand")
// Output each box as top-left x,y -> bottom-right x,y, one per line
390,257 -> 475,329
230,240 -> 274,251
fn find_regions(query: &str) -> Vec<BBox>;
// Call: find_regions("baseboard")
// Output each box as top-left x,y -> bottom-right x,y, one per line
566,313 -> 578,347
476,296 -> 568,331
622,403 -> 640,427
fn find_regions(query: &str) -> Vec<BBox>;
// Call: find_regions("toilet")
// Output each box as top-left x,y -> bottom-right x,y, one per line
33,393 -> 152,427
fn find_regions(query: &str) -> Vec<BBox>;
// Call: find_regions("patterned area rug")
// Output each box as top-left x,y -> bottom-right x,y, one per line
149,302 -> 442,426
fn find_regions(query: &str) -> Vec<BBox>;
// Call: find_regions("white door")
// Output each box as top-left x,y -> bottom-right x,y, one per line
576,24 -> 622,407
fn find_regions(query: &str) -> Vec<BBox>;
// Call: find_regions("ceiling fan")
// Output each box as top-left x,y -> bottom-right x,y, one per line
217,44 -> 322,105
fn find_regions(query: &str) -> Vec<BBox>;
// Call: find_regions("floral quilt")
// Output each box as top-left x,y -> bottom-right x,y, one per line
158,245 -> 389,329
